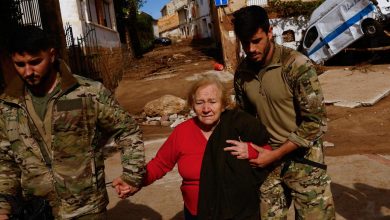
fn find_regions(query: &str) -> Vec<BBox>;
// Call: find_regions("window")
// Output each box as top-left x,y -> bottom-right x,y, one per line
304,27 -> 318,48
18,0 -> 42,27
86,0 -> 113,29
87,0 -> 98,23
103,1 -> 112,28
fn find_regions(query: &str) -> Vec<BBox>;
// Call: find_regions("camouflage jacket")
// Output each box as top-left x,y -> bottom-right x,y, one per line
234,44 -> 327,150
0,61 -> 145,219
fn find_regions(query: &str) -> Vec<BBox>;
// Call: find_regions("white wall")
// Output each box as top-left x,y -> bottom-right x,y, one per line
186,0 -> 212,39
161,28 -> 182,39
60,0 -> 84,42
160,0 -> 213,39
59,0 -> 120,48
196,0 -> 212,38
270,16 -> 308,50
153,23 -> 159,38
165,1 -> 176,16
172,0 -> 188,12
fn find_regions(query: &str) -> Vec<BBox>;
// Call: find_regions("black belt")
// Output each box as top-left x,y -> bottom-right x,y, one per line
281,157 -> 327,177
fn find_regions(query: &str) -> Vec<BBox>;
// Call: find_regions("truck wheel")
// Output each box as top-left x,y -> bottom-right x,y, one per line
362,19 -> 382,37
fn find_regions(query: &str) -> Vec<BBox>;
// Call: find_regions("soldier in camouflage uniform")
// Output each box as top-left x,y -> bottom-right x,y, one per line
231,6 -> 335,220
0,25 -> 145,219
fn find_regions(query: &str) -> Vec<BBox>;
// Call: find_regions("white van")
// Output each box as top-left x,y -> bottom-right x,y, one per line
302,0 -> 390,64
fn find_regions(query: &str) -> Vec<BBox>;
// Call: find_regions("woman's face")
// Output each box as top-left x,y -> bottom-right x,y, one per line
193,84 -> 224,128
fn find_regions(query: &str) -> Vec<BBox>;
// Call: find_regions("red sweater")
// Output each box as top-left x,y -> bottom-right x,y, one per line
144,118 -> 206,215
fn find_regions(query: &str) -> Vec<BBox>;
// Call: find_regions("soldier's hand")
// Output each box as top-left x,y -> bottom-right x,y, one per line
0,209 -> 9,220
112,177 -> 140,199
250,141 -> 298,167
249,145 -> 276,167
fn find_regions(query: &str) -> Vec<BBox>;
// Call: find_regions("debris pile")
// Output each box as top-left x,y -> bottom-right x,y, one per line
139,95 -> 195,128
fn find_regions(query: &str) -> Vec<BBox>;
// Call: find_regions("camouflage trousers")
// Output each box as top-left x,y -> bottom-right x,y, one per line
71,210 -> 107,220
259,160 -> 335,220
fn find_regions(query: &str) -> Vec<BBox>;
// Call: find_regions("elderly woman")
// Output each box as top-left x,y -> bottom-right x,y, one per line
142,76 -> 269,220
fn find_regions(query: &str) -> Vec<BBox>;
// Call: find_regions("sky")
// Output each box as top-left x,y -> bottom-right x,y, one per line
140,0 -> 170,19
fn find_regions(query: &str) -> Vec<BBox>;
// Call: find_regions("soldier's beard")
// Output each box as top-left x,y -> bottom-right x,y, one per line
247,39 -> 273,68
25,69 -> 57,97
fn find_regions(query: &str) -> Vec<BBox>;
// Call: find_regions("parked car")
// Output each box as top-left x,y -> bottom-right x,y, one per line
302,0 -> 390,64
154,37 -> 172,46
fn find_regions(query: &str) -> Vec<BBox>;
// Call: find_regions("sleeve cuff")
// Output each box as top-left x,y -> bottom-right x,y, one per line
262,144 -> 273,151
287,132 -> 312,148
120,174 -> 142,188
247,142 -> 259,160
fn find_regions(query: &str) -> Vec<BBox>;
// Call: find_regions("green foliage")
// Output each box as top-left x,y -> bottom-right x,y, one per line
115,0 -> 146,41
266,0 -> 325,18
115,0 -> 146,57
136,13 -> 155,53
116,0 -> 145,18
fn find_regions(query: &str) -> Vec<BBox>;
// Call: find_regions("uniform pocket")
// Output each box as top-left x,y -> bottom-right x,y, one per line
53,98 -> 84,132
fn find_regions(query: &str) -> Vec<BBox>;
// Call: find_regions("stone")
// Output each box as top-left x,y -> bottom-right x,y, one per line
172,53 -> 186,59
144,95 -> 187,117
161,121 -> 172,127
160,115 -> 169,122
147,116 -> 161,121
170,118 -> 186,128
148,121 -> 161,126
169,114 -> 178,121
323,141 -> 335,148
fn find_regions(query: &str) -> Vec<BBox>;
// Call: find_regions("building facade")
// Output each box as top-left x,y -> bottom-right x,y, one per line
158,0 -> 214,40
59,0 -> 125,89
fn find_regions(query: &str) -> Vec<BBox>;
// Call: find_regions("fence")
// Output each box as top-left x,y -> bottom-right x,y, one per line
16,0 -> 42,27
65,23 -> 103,81
247,0 -> 268,6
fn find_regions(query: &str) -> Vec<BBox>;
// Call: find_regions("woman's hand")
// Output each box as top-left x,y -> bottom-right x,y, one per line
0,209 -> 9,220
224,140 -> 250,159
112,177 -> 140,199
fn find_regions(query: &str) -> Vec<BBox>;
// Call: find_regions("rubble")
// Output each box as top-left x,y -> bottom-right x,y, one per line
141,110 -> 195,128
141,95 -> 197,128
323,141 -> 335,148
144,95 -> 187,117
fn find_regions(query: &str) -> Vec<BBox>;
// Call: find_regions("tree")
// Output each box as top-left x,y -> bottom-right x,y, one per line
0,0 -> 22,91
137,12 -> 156,53
0,0 -> 21,49
114,0 -> 146,58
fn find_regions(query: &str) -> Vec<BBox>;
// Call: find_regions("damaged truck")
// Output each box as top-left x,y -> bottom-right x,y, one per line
301,0 -> 390,64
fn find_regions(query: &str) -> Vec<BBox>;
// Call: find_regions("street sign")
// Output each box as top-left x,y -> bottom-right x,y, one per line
215,0 -> 228,7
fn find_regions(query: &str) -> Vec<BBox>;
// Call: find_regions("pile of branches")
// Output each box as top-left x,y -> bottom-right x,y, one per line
266,0 -> 325,18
